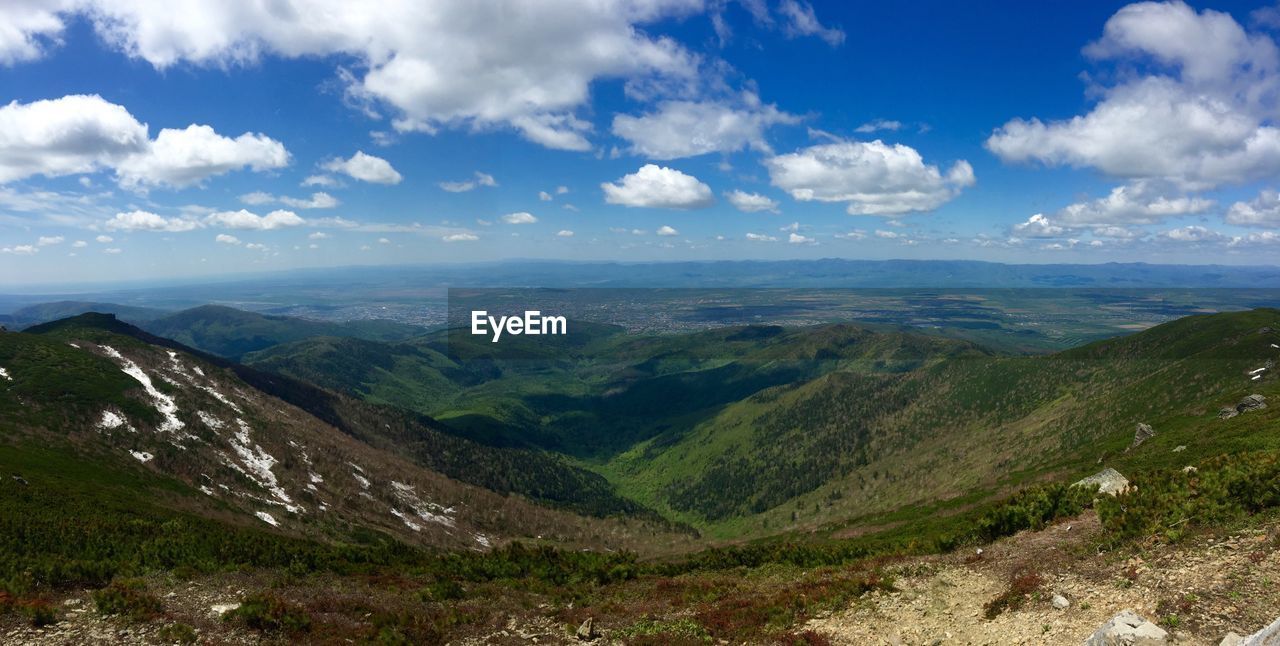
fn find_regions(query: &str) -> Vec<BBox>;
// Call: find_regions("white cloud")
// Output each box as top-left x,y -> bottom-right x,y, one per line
0,94 -> 288,189
539,191 -> 553,201
745,232 -> 777,242
987,2 -> 1280,190
1012,213 -> 1067,238
245,242 -> 267,251
308,232 -> 330,240
240,191 -> 338,209
115,124 -> 289,189
102,247 -> 122,254
612,93 -> 799,159
602,163 -> 713,209
36,235 -> 63,246
95,234 -> 113,243
766,139 -> 974,215
0,244 -> 38,255
442,232 -> 479,242
205,209 -> 305,230
322,151 -> 402,185
378,237 -> 391,244
778,0 -> 845,46
556,229 -> 574,237
439,171 -> 497,192
1227,189 -> 1280,227
875,229 -> 902,239
854,119 -> 902,134
788,232 -> 815,244
105,209 -> 200,232
215,234 -> 241,245
834,229 -> 866,240
1162,225 -> 1226,242
725,189 -> 779,213
301,174 -> 338,187
1,1 -> 705,150
656,225 -> 678,236
556,185 -> 569,194
501,211 -> 538,224
1054,181 -> 1214,227
71,240 -> 87,248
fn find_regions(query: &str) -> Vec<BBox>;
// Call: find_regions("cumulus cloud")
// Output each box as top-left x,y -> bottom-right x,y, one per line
501,211 -> 538,224
1054,181 -> 1214,227
3,2 -> 704,151
0,244 -> 38,255
987,2 -> 1280,190
71,240 -> 87,248
765,139 -> 974,215
1013,213 -> 1067,238
204,209 -> 305,230
656,225 -> 679,236
1162,225 -> 1226,242
240,191 -> 338,209
215,234 -> 241,245
1227,189 -> 1280,227
745,232 -> 777,242
788,232 -> 815,244
612,92 -> 799,159
725,189 -> 780,213
442,232 -> 479,242
95,235 -> 112,243
0,94 -> 288,189
439,171 -> 497,193
105,209 -> 200,232
557,229 -> 575,237
834,229 -> 867,240
322,151 -> 402,185
36,235 -> 63,246
301,174 -> 338,187
602,164 -> 714,209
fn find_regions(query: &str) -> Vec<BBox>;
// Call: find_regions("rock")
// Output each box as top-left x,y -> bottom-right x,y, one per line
1242,614 -> 1280,644
11,474 -> 27,486
1172,445 -> 1186,453
209,603 -> 240,617
1219,633 -> 1244,646
576,617 -> 599,641
1073,468 -> 1130,496
1182,466 -> 1198,474
1129,423 -> 1156,450
1237,394 -> 1268,413
1084,610 -> 1168,645
1220,406 -> 1240,419
1052,594 -> 1070,610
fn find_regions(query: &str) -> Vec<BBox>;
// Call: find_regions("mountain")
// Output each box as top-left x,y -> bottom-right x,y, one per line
1,314 -> 688,555
7,300 -> 171,327
136,305 -> 424,359
245,307 -> 1280,541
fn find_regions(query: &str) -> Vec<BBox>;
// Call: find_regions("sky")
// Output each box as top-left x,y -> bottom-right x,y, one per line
3,0 -> 1280,286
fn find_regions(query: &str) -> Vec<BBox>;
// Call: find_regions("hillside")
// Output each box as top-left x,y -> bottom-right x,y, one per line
0,314 -> 691,557
246,308 -> 1280,543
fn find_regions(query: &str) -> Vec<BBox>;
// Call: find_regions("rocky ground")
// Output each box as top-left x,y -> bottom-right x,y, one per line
807,512 -> 1280,645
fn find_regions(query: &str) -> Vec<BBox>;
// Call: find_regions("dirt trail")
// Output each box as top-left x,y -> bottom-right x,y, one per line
807,512 -> 1280,645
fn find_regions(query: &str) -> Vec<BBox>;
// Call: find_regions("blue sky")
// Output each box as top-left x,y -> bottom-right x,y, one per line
2,0 -> 1280,286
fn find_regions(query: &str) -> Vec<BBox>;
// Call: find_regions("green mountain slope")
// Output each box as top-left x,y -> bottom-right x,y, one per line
138,305 -> 423,359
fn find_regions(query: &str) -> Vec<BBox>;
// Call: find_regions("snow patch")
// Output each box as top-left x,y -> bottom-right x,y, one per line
199,384 -> 242,413
101,345 -> 186,435
198,411 -> 225,430
390,481 -> 455,528
98,410 -> 127,430
474,534 -> 491,548
353,472 -> 371,489
1249,367 -> 1268,375
130,450 -> 153,463
198,485 -> 215,496
227,419 -> 302,513
1254,374 -> 1263,381
309,472 -> 323,484
192,365 -> 205,377
67,343 -> 80,349
0,366 -> 10,381
254,511 -> 278,527
391,508 -> 422,532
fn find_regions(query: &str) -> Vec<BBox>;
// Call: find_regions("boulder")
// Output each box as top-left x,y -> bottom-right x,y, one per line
1238,394 -> 1268,413
1172,445 -> 1186,453
1128,423 -> 1155,450
1084,610 -> 1168,645
1052,594 -> 1070,610
1219,633 -> 1244,646
1182,466 -> 1198,474
1073,468 -> 1130,496
1220,407 -> 1240,420
576,617 -> 599,641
